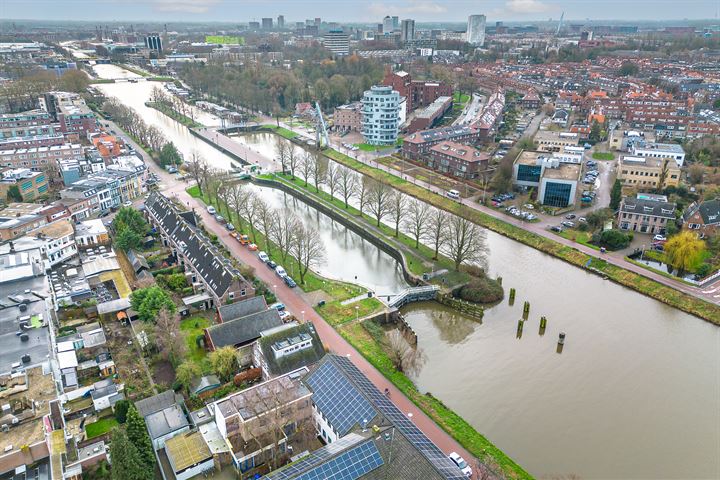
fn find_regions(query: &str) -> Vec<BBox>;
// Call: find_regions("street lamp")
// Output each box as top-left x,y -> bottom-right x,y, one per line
355,305 -> 359,322
301,310 -> 305,323
273,284 -> 277,297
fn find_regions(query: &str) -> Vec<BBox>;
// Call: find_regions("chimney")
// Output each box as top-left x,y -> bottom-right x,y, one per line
9,241 -> 15,253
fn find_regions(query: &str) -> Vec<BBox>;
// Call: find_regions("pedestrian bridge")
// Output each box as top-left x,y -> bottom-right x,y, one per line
386,285 -> 440,309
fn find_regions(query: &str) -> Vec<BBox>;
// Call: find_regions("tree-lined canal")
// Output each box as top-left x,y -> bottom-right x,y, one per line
95,66 -> 720,479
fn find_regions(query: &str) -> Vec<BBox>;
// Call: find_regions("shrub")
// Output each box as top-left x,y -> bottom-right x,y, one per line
459,273 -> 504,304
593,229 -> 632,250
696,263 -> 712,278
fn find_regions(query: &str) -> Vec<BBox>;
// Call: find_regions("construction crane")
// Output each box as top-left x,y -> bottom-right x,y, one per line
314,101 -> 330,148
555,12 -> 564,36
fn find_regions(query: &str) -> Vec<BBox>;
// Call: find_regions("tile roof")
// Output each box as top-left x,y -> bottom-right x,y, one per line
207,308 -> 283,349
218,296 -> 267,323
135,389 -> 178,418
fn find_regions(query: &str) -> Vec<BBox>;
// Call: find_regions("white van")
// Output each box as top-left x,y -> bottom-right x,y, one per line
258,251 -> 269,263
446,190 -> 460,200
275,265 -> 287,277
207,205 -> 216,215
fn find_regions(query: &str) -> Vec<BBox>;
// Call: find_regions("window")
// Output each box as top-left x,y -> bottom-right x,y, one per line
517,164 -> 542,183
543,182 -> 572,208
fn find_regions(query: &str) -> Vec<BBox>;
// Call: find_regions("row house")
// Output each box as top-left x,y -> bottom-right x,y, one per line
402,125 -> 479,161
683,199 -> 720,237
145,192 -> 255,308
0,142 -> 83,185
427,141 -> 490,179
59,163 -> 147,215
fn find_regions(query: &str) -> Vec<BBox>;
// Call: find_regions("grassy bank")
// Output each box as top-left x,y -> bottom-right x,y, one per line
260,125 -> 298,140
340,321 -> 532,480
146,102 -> 203,128
187,184 -> 384,323
118,63 -> 150,77
319,147 -> 720,324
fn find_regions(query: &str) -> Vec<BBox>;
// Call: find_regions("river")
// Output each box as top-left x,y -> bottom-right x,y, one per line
94,65 -> 720,480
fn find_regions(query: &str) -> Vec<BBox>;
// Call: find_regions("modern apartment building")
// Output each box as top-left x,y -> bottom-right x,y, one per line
0,109 -> 54,138
401,19 -> 415,42
382,69 -> 452,113
467,14 -> 486,46
40,92 -> 97,136
0,143 -> 83,184
362,85 -> 400,146
617,155 -> 681,190
402,125 -> 479,160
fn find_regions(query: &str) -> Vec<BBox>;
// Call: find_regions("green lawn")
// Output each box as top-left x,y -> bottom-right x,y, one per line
592,152 -> 615,161
556,229 -> 600,251
180,316 -> 211,372
316,297 -> 385,326
85,417 -> 118,439
146,102 -> 203,128
353,143 -> 396,152
453,92 -> 470,104
262,125 -> 298,139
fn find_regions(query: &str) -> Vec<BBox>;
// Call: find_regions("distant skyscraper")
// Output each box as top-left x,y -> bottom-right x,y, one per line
277,15 -> 285,29
249,21 -> 260,29
262,17 -> 273,29
400,19 -> 415,42
315,17 -> 322,26
466,14 -> 486,46
392,16 -> 399,30
383,16 -> 393,34
323,30 -> 350,56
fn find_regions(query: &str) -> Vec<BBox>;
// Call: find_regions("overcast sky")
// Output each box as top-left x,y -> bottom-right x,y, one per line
1,0 -> 717,23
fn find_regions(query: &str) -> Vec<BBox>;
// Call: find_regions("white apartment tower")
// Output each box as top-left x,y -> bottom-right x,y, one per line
467,14 -> 486,46
362,85 -> 400,146
401,19 -> 415,42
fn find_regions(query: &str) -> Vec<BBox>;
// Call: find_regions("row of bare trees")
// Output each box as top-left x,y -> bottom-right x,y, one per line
184,154 -> 327,285
149,85 -> 196,123
102,97 -> 168,152
276,141 -> 488,271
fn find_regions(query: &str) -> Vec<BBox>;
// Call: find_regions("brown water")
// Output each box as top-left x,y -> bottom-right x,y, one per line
97,68 -> 720,480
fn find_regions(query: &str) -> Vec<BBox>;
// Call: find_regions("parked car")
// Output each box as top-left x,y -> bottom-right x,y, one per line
270,302 -> 286,311
238,234 -> 250,245
207,205 -> 216,215
214,214 -> 225,223
565,214 -> 576,219
275,265 -> 287,277
225,223 -> 235,231
578,217 -> 587,223
446,190 -> 460,200
258,251 -> 270,262
248,243 -> 258,251
561,221 -> 575,228
523,203 -> 534,210
278,310 -> 291,321
448,452 -> 472,478
267,260 -> 277,269
551,225 -> 564,233
284,276 -> 297,288
123,200 -> 133,207
652,243 -> 665,251
653,235 -> 667,242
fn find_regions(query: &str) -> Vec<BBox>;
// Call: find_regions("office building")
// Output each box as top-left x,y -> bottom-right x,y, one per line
144,34 -> 163,52
0,167 -> 49,201
362,85 -> 401,146
383,16 -> 394,34
513,151 -> 581,207
467,14 -> 487,46
401,19 -> 415,42
392,16 -> 400,30
262,18 -> 273,29
630,141 -> 686,167
322,30 -> 350,56
617,155 -> 681,190
277,15 -> 285,29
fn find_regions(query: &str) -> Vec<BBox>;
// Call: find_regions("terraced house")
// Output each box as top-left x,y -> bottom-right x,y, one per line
145,192 -> 255,309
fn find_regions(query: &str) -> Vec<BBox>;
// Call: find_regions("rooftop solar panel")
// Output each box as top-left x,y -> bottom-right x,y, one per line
331,356 -> 468,480
305,361 -> 378,436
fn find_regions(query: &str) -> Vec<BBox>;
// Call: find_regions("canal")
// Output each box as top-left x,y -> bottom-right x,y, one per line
94,65 -> 720,479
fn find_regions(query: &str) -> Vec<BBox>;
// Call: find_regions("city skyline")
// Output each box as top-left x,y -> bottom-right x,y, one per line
0,0 -> 718,22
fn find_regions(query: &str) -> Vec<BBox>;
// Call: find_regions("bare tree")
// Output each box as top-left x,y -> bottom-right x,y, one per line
205,169 -> 223,206
299,152 -> 314,187
290,223 -> 326,284
338,167 -> 357,209
357,175 -> 369,216
270,211 -> 299,263
385,330 -> 426,376
226,183 -> 251,229
365,178 -> 392,227
311,154 -> 328,193
326,162 -> 340,200
275,137 -> 289,174
404,199 -> 430,248
187,152 -> 209,195
427,208 -> 448,260
388,191 -> 407,237
446,215 -> 487,270
154,309 -> 186,367
287,145 -> 300,179
256,199 -> 275,248
239,192 -> 260,241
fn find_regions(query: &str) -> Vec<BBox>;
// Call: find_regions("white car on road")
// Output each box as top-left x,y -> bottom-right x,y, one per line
448,452 -> 472,477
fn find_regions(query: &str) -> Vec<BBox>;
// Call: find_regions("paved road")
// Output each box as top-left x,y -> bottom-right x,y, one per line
118,126 -> 489,478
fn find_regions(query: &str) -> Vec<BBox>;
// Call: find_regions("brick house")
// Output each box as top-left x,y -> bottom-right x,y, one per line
683,199 -> 720,237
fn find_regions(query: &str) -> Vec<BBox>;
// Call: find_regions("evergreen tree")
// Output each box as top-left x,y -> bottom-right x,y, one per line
109,428 -> 151,480
610,179 -> 622,210
125,404 -> 156,470
115,228 -> 142,252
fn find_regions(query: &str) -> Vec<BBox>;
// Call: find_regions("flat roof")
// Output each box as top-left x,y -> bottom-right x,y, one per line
165,431 -> 212,473
543,162 -> 581,181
